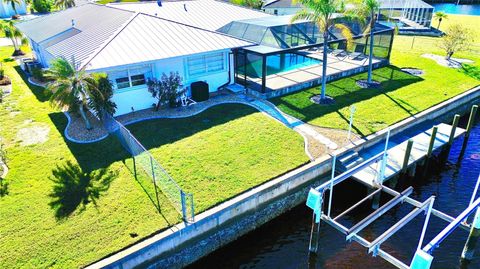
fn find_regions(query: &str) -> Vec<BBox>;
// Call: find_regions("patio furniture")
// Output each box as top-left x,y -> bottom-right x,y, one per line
332,42 -> 347,56
180,92 -> 197,107
348,44 -> 366,60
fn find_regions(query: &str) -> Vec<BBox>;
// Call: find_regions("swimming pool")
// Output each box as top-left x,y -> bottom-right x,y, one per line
380,21 -> 408,28
432,3 -> 480,16
242,53 -> 322,78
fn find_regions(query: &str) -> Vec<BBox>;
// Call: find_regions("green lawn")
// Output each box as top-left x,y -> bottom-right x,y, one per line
127,104 -> 308,212
271,14 -> 480,136
0,46 -> 307,268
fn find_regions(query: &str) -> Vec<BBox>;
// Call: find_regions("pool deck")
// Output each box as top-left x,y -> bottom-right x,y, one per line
245,51 -> 385,98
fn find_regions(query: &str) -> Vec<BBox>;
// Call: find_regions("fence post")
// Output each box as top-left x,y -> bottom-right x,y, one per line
181,190 -> 187,222
189,193 -> 195,222
150,156 -> 160,209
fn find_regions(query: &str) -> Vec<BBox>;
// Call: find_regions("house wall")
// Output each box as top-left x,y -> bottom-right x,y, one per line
0,0 -> 26,18
98,49 -> 234,116
29,39 -> 55,67
262,7 -> 301,15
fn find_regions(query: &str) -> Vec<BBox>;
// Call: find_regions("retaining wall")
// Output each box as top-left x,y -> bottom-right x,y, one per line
87,85 -> 480,269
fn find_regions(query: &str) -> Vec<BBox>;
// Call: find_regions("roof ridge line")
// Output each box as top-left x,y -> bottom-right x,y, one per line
137,12 -> 255,44
79,12 -> 140,70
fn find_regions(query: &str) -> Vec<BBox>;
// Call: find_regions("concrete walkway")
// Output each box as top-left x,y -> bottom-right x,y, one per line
248,97 -> 338,150
0,38 -> 12,47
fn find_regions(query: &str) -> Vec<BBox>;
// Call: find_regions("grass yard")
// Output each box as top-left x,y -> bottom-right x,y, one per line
127,104 -> 309,212
271,14 -> 480,136
0,46 -> 307,268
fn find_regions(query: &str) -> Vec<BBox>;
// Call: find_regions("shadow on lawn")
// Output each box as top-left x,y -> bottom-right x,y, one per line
14,66 -> 51,103
271,66 -> 424,136
49,160 -> 117,219
126,103 -> 256,152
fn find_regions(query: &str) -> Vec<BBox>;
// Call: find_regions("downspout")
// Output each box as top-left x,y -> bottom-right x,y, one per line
217,51 -> 233,91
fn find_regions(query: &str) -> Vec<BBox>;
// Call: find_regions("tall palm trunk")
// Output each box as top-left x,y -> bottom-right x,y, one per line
321,29 -> 329,100
78,104 -> 92,130
437,18 -> 442,30
367,10 -> 375,84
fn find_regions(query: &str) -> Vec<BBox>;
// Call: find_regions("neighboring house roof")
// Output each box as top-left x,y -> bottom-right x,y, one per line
262,0 -> 302,9
378,0 -> 433,9
84,13 -> 253,70
16,4 -> 135,67
109,0 -> 271,31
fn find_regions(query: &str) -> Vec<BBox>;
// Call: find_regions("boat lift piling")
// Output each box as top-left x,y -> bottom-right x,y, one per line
305,120 -> 480,269
459,105 -> 478,160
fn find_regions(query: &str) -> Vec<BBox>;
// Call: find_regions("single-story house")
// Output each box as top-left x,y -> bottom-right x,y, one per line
0,0 -> 27,18
16,0 -> 394,114
16,2 -> 262,115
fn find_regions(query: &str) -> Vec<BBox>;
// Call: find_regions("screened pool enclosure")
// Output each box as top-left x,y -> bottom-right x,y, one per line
220,16 -> 394,95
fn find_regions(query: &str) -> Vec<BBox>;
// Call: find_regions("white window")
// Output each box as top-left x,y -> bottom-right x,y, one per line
110,65 -> 152,90
187,52 -> 225,77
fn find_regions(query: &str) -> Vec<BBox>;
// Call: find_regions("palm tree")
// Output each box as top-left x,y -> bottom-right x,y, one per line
45,58 -> 103,130
3,0 -> 21,17
358,0 -> 380,84
54,0 -> 75,9
0,20 -> 27,56
291,0 -> 353,103
434,11 -> 448,30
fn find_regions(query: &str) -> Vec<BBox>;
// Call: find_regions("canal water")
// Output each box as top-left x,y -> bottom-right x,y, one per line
431,3 -> 480,16
189,119 -> 480,269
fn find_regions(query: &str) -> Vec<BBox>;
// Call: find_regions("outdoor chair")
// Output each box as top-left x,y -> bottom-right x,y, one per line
348,44 -> 366,60
180,92 -> 197,107
332,42 -> 347,57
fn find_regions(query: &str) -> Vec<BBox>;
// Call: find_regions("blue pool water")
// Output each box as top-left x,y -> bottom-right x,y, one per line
244,53 -> 322,78
189,118 -> 480,269
380,21 -> 408,28
432,3 -> 480,16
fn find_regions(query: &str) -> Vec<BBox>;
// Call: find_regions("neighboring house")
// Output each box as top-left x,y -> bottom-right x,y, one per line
262,0 -> 302,15
262,0 -> 434,28
16,2 -> 258,115
0,0 -> 27,18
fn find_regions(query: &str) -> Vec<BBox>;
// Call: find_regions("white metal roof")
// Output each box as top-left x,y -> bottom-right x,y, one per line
16,4 -> 135,67
108,0 -> 272,31
84,13 -> 253,71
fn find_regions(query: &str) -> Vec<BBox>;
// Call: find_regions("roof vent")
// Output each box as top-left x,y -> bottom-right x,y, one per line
71,19 -> 75,28
184,3 -> 187,11
157,0 -> 162,7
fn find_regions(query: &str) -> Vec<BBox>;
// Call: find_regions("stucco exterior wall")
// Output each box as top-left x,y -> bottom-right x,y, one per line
104,49 -> 234,115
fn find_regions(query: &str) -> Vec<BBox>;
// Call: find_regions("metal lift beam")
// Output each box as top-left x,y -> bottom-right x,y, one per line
368,196 -> 435,255
423,197 -> 480,254
346,187 -> 413,240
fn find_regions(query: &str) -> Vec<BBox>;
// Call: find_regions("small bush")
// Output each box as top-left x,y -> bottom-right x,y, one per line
31,67 -> 45,82
0,76 -> 11,86
32,0 -> 52,13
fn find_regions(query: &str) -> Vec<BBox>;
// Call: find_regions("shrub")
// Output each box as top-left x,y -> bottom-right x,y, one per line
32,0 -> 52,13
0,76 -> 11,86
31,66 -> 45,82
89,73 -> 117,118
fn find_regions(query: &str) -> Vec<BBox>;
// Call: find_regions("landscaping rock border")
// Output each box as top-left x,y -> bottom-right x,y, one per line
310,95 -> 335,105
401,68 -> 425,76
64,112 -> 109,144
0,160 -> 8,179
356,79 -> 381,89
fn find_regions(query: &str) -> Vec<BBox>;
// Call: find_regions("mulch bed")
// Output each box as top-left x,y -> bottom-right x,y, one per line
310,95 -> 335,105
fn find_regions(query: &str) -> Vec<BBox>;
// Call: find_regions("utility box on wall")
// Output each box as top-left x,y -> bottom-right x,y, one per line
191,81 -> 209,102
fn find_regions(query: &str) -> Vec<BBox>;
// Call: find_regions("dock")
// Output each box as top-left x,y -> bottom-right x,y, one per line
305,109 -> 480,269
343,123 -> 465,187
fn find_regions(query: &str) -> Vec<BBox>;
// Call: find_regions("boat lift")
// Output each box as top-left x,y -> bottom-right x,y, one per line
306,130 -> 480,269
